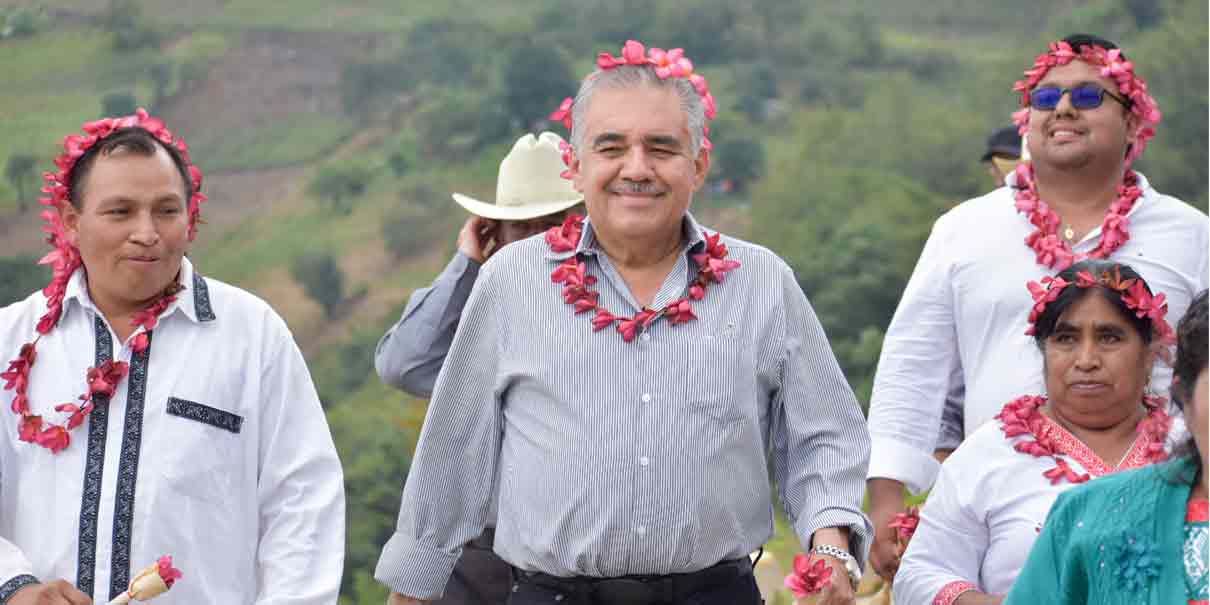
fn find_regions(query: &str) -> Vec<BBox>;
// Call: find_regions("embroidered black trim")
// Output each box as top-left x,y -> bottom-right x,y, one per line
167,397 -> 242,434
108,332 -> 151,600
76,316 -> 112,596
192,271 -> 215,322
0,574 -> 38,603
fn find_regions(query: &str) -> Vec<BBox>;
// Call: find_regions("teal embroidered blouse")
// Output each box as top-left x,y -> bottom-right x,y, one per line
1006,457 -> 1200,605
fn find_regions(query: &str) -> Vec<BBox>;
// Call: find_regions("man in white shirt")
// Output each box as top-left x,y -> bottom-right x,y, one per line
0,110 -> 345,604
865,33 -> 1209,581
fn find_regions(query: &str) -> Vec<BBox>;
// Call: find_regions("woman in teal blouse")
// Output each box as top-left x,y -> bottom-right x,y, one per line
1006,290 -> 1208,605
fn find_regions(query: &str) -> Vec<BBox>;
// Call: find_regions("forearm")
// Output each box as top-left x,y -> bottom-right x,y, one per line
375,253 -> 480,396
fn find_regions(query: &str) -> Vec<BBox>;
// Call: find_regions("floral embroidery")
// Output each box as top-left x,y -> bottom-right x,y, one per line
545,216 -> 739,342
1113,533 -> 1162,593
932,580 -> 978,605
996,394 -> 1169,485
783,553 -> 832,599
0,109 -> 202,454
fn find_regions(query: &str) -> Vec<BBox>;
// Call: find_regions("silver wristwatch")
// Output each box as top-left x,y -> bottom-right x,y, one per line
810,544 -> 862,589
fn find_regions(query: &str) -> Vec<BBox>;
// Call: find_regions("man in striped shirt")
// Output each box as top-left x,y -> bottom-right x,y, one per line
376,43 -> 871,605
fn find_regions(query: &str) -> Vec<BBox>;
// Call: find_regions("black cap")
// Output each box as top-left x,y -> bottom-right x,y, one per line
981,126 -> 1022,162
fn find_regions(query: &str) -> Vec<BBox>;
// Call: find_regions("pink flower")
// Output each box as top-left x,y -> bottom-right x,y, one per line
36,424 -> 70,453
1075,271 -> 1098,288
664,299 -> 697,325
17,415 -> 42,443
545,216 -> 583,253
10,393 -> 29,415
157,556 -> 183,587
688,73 -> 709,96
702,92 -> 717,120
649,47 -> 693,79
888,508 -> 920,543
783,554 -> 833,598
87,360 -> 129,399
688,284 -> 705,301
591,309 -> 619,332
549,97 -> 574,130
621,40 -> 647,65
1043,458 -> 1089,485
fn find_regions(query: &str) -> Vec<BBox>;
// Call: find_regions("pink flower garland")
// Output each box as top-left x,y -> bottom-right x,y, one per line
1,109 -> 204,454
1013,163 -> 1142,272
1024,266 -> 1175,345
548,39 -> 718,177
545,215 -> 739,342
996,394 -> 1170,485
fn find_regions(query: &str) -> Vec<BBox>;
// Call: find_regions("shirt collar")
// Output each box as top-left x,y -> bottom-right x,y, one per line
60,256 -> 216,324
543,212 -> 710,262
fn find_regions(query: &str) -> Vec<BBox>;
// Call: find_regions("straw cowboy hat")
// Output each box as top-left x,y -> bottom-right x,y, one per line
451,132 -> 583,220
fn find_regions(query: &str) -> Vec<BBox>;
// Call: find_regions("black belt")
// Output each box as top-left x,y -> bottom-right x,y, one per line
513,558 -> 752,604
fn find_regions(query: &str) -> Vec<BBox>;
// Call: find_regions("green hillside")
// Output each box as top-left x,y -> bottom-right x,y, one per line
0,1 -> 1205,602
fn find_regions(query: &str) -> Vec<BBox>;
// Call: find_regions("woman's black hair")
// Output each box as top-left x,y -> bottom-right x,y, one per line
1031,259 -> 1154,351
1168,290 -> 1208,485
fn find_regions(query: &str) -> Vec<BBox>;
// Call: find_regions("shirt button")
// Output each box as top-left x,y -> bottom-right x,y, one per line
641,393 -> 651,403
636,526 -> 646,536
639,456 -> 649,466
641,332 -> 651,342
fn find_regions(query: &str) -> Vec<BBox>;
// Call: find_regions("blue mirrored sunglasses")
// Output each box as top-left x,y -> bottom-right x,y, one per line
1030,85 -> 1131,111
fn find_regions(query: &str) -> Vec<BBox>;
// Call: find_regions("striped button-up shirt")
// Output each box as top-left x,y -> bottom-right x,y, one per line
375,214 -> 872,600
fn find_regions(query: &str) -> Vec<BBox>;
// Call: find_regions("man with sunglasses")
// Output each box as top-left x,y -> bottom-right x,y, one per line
865,33 -> 1208,586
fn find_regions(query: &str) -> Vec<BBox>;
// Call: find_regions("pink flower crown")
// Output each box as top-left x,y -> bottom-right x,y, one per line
34,108 -> 206,336
548,40 -> 717,178
1012,40 -> 1161,167
1025,265 -> 1175,346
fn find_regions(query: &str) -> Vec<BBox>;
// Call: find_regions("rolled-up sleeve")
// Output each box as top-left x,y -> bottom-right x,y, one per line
770,265 -> 873,567
375,253 -> 481,398
374,262 -> 505,600
867,215 -> 961,493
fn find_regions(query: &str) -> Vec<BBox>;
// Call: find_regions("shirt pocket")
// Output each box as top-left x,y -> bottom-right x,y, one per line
157,397 -> 245,505
678,327 -> 754,424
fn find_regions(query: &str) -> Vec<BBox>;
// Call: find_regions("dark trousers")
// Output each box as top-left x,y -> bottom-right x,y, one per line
433,529 -> 512,605
507,559 -> 762,605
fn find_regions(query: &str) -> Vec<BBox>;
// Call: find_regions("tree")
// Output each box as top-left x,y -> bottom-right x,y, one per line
101,91 -> 138,118
501,42 -> 576,131
307,161 -> 374,215
104,0 -> 161,52
0,255 -> 50,306
4,154 -> 38,212
290,252 -> 345,319
713,136 -> 765,192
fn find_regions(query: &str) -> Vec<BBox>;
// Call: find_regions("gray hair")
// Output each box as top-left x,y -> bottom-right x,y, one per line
569,64 -> 707,156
